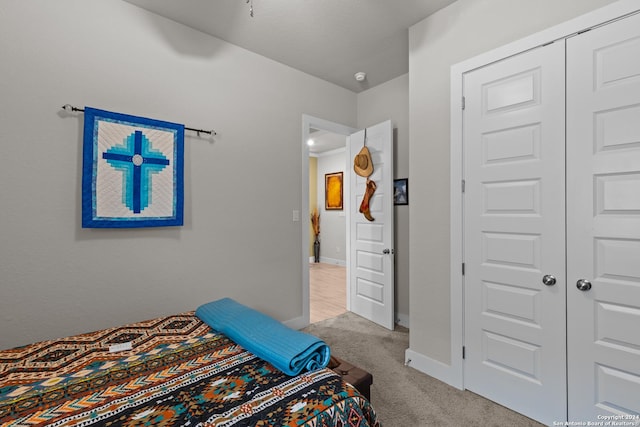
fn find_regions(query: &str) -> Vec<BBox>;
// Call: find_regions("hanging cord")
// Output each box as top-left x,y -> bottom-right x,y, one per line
61,104 -> 216,136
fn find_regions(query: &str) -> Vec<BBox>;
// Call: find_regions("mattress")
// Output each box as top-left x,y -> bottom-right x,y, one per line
0,312 -> 379,427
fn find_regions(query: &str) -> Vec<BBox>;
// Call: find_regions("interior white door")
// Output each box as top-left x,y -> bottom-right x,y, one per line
348,121 -> 394,330
463,41 -> 567,425
567,12 -> 640,420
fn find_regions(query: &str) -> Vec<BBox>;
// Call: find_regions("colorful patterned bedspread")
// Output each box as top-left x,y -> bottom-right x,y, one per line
0,313 -> 380,427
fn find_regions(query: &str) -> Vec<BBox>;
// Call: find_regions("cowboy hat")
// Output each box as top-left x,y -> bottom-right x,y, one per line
354,146 -> 374,177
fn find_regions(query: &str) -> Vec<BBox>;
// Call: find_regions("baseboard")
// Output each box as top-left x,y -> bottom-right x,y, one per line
319,257 -> 346,266
309,257 -> 346,266
404,348 -> 463,390
283,315 -> 307,331
396,312 -> 409,328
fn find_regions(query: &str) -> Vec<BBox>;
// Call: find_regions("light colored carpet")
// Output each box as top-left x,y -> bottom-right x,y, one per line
303,312 -> 544,427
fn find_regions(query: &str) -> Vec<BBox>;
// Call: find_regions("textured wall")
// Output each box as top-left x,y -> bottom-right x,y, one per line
357,74 -> 410,326
0,0 -> 357,349
316,150 -> 347,264
408,0 -> 618,364
309,157 -> 318,256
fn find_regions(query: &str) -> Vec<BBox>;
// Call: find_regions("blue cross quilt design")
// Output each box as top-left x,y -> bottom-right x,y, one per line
82,107 -> 184,228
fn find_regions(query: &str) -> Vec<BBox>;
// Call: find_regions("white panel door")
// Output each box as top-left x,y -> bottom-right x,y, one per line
348,121 -> 394,330
463,41 -> 566,425
567,12 -> 640,420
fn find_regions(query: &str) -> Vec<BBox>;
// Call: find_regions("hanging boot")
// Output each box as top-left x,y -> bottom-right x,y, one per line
359,179 -> 377,221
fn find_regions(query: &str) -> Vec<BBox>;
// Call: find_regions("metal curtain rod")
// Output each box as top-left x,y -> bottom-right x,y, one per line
61,104 -> 217,136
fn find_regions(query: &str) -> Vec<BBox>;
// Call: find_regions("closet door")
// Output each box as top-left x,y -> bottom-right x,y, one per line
463,41 -> 566,425
567,12 -> 640,420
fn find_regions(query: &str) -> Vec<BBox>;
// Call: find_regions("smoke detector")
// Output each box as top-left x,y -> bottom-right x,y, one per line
354,72 -> 367,82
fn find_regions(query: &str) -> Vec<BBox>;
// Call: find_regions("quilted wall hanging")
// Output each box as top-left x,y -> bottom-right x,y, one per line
82,107 -> 184,228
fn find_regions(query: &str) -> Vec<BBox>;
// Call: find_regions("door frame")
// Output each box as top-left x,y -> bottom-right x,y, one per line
301,114 -> 357,326
445,0 -> 640,392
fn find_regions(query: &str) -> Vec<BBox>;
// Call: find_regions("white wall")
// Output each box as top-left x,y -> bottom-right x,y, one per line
408,0 -> 618,364
316,150 -> 347,264
0,0 -> 357,350
357,74 -> 410,326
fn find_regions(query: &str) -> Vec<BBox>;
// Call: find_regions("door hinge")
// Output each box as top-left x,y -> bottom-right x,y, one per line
462,263 -> 465,275
461,179 -> 465,193
462,346 -> 466,359
461,96 -> 466,110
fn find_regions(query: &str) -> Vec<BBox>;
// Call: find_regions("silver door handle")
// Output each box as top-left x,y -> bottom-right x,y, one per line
382,249 -> 394,254
576,279 -> 592,291
542,275 -> 556,286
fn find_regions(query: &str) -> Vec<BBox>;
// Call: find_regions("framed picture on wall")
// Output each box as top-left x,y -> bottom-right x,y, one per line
394,178 -> 409,205
325,172 -> 343,210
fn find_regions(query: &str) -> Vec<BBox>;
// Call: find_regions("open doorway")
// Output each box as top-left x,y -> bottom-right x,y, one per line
308,128 -> 347,323
301,115 -> 356,326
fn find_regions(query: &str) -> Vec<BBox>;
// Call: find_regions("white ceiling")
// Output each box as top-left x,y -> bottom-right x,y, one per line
308,129 -> 346,155
124,0 -> 457,93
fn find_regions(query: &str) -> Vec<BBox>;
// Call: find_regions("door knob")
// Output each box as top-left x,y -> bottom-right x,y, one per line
542,275 -> 556,286
382,249 -> 394,254
576,279 -> 592,291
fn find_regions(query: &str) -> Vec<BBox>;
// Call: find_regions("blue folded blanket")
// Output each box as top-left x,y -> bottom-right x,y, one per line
195,298 -> 330,376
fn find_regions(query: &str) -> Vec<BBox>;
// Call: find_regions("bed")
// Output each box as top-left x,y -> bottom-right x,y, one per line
0,309 -> 380,426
